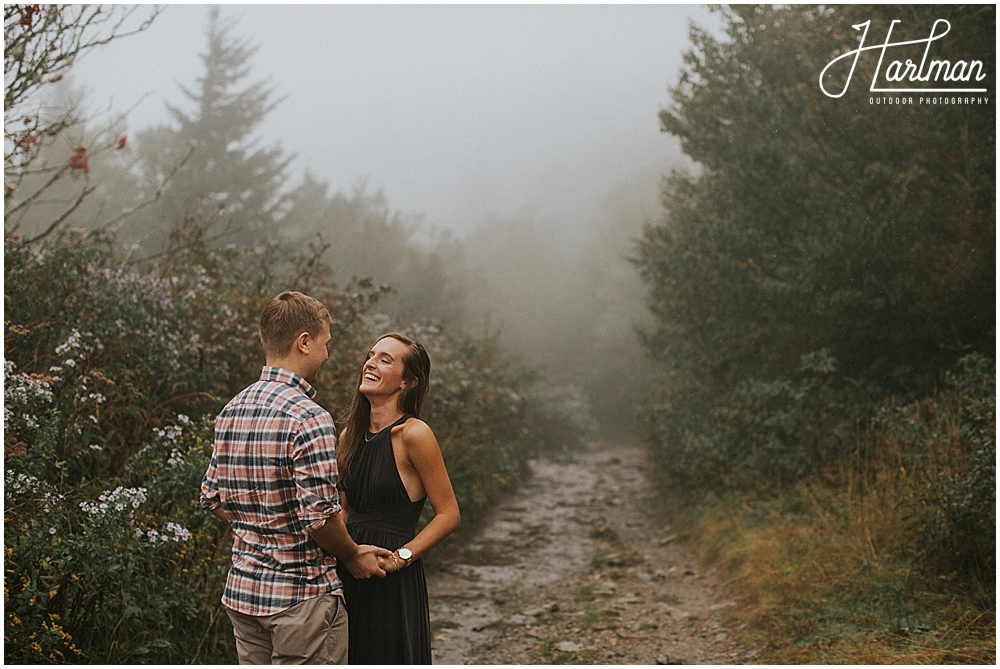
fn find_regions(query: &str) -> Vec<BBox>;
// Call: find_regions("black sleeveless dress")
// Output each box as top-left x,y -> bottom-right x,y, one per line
338,414 -> 431,664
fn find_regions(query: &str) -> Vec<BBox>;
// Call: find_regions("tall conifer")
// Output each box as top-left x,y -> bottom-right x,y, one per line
127,8 -> 291,251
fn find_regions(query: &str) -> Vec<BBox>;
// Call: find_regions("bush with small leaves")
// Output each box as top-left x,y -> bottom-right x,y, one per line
4,225 -> 584,663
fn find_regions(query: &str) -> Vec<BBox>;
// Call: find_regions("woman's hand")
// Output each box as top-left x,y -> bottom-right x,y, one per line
376,552 -> 401,574
343,544 -> 392,579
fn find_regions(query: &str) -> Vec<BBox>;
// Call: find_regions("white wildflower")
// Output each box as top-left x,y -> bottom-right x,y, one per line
165,521 -> 191,542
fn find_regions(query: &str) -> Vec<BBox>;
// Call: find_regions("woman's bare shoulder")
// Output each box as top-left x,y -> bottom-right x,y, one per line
400,417 -> 435,443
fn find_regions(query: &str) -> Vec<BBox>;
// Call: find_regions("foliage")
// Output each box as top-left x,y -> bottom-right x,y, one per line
642,348 -> 863,496
280,180 -> 467,325
660,356 -> 994,663
910,354 -> 995,593
4,222 -> 583,663
636,2 -> 995,503
638,4 -> 994,397
635,5 -> 995,660
2,231 -> 322,662
4,4 -> 160,243
122,7 -> 291,252
4,416 -> 231,664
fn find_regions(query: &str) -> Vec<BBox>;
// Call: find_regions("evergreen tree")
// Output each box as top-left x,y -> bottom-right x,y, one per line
124,7 -> 290,252
636,5 -> 994,397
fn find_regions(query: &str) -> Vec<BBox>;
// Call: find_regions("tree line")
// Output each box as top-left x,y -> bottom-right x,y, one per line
632,5 -> 994,661
6,5 -> 658,430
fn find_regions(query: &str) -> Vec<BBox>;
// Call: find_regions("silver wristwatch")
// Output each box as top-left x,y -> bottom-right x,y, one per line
396,547 -> 413,567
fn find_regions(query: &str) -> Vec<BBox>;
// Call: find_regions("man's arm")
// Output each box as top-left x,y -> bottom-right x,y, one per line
209,506 -> 231,524
308,513 -> 389,579
293,412 -> 389,578
200,447 -> 229,522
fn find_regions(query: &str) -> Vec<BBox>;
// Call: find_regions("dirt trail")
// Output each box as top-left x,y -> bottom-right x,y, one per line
426,439 -> 746,664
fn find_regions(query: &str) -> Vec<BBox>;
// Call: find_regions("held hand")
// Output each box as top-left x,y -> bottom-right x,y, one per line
376,553 -> 401,574
343,544 -> 392,579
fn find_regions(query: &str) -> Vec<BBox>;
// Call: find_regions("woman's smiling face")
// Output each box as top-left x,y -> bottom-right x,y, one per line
359,336 -> 410,401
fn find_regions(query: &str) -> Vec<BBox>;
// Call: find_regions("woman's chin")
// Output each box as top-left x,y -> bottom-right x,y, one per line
360,386 -> 400,403
359,384 -> 382,398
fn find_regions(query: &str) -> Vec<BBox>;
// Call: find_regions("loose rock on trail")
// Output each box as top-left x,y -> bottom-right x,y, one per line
426,439 -> 746,664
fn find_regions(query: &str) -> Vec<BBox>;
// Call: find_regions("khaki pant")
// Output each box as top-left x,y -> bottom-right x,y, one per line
226,594 -> 348,664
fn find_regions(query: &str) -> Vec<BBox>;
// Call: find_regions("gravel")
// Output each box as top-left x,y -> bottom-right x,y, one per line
426,439 -> 744,665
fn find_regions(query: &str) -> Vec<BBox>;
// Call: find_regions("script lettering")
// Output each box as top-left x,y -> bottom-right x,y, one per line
819,19 -> 988,98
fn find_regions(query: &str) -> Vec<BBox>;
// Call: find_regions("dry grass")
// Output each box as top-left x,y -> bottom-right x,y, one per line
665,396 -> 995,664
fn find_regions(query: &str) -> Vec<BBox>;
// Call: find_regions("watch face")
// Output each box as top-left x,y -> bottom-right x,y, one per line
398,548 -> 412,560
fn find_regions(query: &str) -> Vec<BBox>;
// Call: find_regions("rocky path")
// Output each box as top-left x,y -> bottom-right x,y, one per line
425,439 -> 746,664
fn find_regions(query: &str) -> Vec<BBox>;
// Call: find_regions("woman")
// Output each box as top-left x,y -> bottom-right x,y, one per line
336,333 -> 461,664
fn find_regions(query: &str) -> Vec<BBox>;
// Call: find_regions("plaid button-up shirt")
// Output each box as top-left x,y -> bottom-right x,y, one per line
200,366 -> 342,616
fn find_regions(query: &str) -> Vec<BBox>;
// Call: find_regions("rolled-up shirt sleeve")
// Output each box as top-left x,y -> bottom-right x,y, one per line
292,410 -> 341,530
200,449 -> 222,511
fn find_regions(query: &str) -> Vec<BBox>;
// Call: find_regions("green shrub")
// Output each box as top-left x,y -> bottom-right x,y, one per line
4,416 -> 233,663
642,348 -> 862,496
4,230 -> 584,663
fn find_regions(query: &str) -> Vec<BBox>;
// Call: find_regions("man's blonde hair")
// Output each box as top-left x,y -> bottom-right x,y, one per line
258,291 -> 330,357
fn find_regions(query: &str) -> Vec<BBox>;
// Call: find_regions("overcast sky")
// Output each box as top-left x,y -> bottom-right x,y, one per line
69,4 -> 720,238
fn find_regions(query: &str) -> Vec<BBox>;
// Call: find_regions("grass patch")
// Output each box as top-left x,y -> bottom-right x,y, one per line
457,546 -> 519,566
577,583 -> 615,603
532,639 -> 597,664
660,486 -> 995,664
430,618 -> 460,632
579,607 -> 620,631
589,524 -> 620,543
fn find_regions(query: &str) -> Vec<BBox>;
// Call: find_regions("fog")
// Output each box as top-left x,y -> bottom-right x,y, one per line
35,4 -> 724,428
71,4 -> 715,239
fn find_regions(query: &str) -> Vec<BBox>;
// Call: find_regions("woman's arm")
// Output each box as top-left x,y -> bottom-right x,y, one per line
381,420 -> 460,571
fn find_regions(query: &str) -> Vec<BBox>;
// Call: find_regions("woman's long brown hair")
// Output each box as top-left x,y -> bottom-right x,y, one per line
336,333 -> 431,494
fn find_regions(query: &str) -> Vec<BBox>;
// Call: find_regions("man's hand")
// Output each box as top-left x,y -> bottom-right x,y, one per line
342,544 -> 392,579
308,515 -> 391,578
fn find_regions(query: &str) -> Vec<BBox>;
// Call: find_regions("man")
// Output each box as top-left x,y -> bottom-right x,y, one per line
201,291 -> 390,664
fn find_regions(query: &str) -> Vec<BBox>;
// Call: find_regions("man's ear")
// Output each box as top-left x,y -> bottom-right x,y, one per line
295,331 -> 311,355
